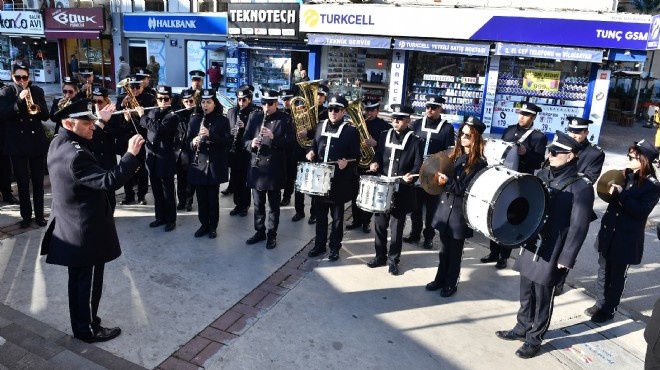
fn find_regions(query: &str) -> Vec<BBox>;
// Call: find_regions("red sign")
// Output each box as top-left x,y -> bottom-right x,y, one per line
45,7 -> 104,30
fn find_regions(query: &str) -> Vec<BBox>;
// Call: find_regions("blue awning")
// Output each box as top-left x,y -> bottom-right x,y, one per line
307,34 -> 391,49
201,44 -> 225,51
236,41 -> 309,52
606,49 -> 648,62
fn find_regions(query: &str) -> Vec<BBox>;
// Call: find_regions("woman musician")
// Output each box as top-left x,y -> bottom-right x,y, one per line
49,76 -> 79,135
174,89 -> 199,212
186,89 -> 231,239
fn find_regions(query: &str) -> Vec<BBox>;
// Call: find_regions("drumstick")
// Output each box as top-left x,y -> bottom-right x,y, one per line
385,174 -> 420,180
325,159 -> 357,164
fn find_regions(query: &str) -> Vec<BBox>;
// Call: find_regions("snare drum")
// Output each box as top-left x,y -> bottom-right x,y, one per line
484,139 -> 519,170
464,166 -> 548,247
356,176 -> 398,213
295,162 -> 335,196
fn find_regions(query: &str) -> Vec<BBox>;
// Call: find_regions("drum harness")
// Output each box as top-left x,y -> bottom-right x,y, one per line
384,128 -> 414,178
421,115 -> 449,160
320,119 -> 347,163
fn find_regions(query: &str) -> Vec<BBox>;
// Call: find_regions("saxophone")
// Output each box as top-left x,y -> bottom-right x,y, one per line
346,99 -> 374,169
290,79 -> 321,149
24,86 -> 41,115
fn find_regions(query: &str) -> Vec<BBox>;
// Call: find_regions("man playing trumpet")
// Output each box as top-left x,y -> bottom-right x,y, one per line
50,76 -> 79,134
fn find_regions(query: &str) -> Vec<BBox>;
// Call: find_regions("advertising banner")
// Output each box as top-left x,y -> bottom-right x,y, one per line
228,3 -> 299,39
393,39 -> 489,56
124,13 -> 227,35
45,8 -> 104,30
648,15 -> 660,49
495,43 -> 603,63
307,34 -> 390,49
522,70 -> 561,92
0,11 -> 43,35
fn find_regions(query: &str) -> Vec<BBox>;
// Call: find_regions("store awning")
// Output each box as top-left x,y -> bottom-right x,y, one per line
201,44 -> 226,51
393,39 -> 489,56
606,49 -> 648,62
307,34 -> 391,49
236,40 -> 308,52
45,30 -> 100,39
611,69 -> 655,79
494,43 -> 603,63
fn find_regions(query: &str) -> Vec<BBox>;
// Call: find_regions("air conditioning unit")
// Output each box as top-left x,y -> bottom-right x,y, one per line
55,0 -> 70,8
24,0 -> 42,9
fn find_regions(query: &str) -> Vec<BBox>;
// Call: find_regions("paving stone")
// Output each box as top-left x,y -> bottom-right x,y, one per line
279,273 -> 304,289
258,282 -> 288,295
226,315 -> 256,336
158,356 -> 200,370
13,351 -> 52,370
0,324 -> 64,360
209,311 -> 242,331
239,288 -> 268,307
174,336 -> 211,362
0,317 -> 11,329
264,270 -> 289,286
0,340 -> 28,369
231,303 -> 260,318
0,306 -> 65,342
199,327 -> 238,345
255,292 -> 283,311
190,342 -> 224,367
57,336 -> 146,370
48,350 -> 106,370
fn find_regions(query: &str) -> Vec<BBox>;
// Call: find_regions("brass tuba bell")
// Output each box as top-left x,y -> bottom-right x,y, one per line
290,79 -> 321,149
346,99 -> 375,169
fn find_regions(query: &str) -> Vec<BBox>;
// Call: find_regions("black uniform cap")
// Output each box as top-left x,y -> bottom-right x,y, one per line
53,99 -> 99,121
327,94 -> 348,108
547,131 -> 580,153
62,76 -> 77,88
519,103 -> 542,115
634,139 -> 660,162
180,88 -> 194,99
127,76 -> 142,86
425,95 -> 445,106
566,116 -> 594,132
465,116 -> 486,134
318,84 -> 330,96
261,90 -> 279,102
189,70 -> 206,79
279,89 -> 295,99
239,84 -> 255,93
156,85 -> 172,96
91,85 -> 108,97
364,98 -> 380,109
390,104 -> 415,119
236,86 -> 253,99
79,68 -> 94,75
136,68 -> 152,77
201,89 -> 216,99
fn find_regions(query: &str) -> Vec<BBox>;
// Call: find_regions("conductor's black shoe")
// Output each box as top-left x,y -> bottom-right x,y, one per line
422,239 -> 433,249
388,263 -> 399,276
279,197 -> 290,206
345,221 -> 361,230
35,218 -> 47,227
425,281 -> 442,291
367,257 -> 387,268
239,209 -> 248,217
19,219 -> 31,228
590,310 -> 615,323
229,207 -> 241,216
176,203 -> 186,211
308,216 -> 316,225
209,230 -> 218,239
138,198 -> 147,205
328,250 -> 339,261
495,330 -> 526,341
2,194 -> 17,204
480,253 -> 499,263
119,198 -> 135,205
495,258 -> 508,269
292,213 -> 304,222
266,237 -> 277,249
362,224 -> 371,233
246,232 -> 266,245
194,226 -> 209,238
440,286 -> 457,297
307,246 -> 327,257
186,204 -> 193,212
220,189 -> 232,196
554,284 -> 565,296
149,219 -> 165,228
584,304 -> 600,317
515,343 -> 541,359
164,223 -> 176,232
403,234 -> 420,244
76,327 -> 122,343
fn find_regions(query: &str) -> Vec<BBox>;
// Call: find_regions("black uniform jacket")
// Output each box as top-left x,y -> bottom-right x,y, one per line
50,97 -> 81,134
501,124 -> 548,174
115,92 -> 155,157
410,116 -> 455,158
366,117 -> 391,153
186,111 -> 231,185
244,110 -> 295,191
92,114 -> 122,170
513,163 -> 594,286
595,170 -> 660,265
175,108 -> 196,168
227,104 -> 257,164
310,119 -> 361,204
40,129 -> 141,267
0,82 -> 49,157
432,154 -> 487,239
140,106 -> 178,177
576,140 -> 605,183
374,127 -> 423,213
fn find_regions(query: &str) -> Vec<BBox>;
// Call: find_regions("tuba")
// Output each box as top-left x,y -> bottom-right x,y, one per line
290,79 -> 321,149
346,99 -> 375,169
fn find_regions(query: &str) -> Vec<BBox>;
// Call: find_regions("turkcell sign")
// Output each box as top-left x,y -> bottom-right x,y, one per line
647,15 -> 660,50
124,13 -> 227,35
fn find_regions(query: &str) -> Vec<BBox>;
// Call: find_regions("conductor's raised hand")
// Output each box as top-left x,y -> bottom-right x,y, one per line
127,134 -> 144,156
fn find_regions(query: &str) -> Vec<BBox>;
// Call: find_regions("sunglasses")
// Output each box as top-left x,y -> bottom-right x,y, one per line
92,99 -> 105,104
549,149 -> 571,157
157,97 -> 171,102
365,107 -> 378,112
62,89 -> 75,94
329,107 -> 343,113
130,86 -> 141,90
627,154 -> 640,161
460,132 -> 472,139
238,97 -> 249,102
183,99 -> 195,104
262,101 -> 276,106
14,75 -> 29,81
425,105 -> 439,110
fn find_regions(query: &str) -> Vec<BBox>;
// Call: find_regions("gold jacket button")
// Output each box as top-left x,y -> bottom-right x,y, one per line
206,160 -> 210,163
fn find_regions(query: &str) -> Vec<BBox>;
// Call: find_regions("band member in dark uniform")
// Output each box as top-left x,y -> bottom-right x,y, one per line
175,89 -> 197,212
140,85 -> 178,232
0,64 -> 50,228
482,103 -> 547,269
346,98 -> 391,233
279,88 -> 296,206
645,297 -> 660,369
405,95 -> 455,249
0,89 -> 17,204
187,89 -> 231,239
367,104 -> 422,275
317,84 -> 330,122
496,131 -> 594,359
41,99 -> 144,343
426,117 -> 487,296
227,85 -> 257,214
243,90 -> 294,249
306,95 -> 360,261
76,67 -> 94,100
289,89 -> 317,224
136,68 -> 157,97
90,86 -> 122,211
50,77 -> 79,134
117,76 -> 155,205
586,140 -> 660,323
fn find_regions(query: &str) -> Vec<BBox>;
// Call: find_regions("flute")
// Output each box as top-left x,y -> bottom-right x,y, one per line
112,106 -> 160,115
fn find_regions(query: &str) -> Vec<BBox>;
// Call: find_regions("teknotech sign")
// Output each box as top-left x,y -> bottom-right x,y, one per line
228,3 -> 300,39
123,13 -> 227,35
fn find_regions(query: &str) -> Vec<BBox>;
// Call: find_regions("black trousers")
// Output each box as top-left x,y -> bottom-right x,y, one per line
410,187 -> 439,240
489,240 -> 512,259
12,155 -> 44,221
151,175 -> 176,223
0,152 -> 12,197
283,147 -> 296,200
294,191 -> 315,217
124,163 -> 148,200
433,233 -> 466,289
513,275 -> 555,346
176,161 -> 194,206
596,253 -> 630,315
374,208 -> 408,264
314,198 -> 344,250
196,184 -> 220,229
230,160 -> 251,210
68,264 -> 104,338
252,189 -> 280,237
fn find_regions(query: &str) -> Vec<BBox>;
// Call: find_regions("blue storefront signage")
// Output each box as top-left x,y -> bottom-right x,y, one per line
494,43 -> 603,63
124,14 -> 227,35
307,34 -> 390,49
394,39 -> 489,56
648,15 -> 660,49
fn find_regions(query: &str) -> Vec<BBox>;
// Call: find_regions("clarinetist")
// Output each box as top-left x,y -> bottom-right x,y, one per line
174,89 -> 199,212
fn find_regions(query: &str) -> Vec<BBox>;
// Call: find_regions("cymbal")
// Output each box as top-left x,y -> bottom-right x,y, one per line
419,152 -> 454,195
596,169 -> 625,203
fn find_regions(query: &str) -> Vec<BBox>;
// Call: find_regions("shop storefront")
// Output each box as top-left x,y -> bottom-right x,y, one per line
44,7 -> 111,87
121,13 -> 228,88
0,10 -> 51,83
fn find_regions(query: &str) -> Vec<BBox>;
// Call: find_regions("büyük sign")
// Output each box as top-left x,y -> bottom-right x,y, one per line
45,7 -> 104,30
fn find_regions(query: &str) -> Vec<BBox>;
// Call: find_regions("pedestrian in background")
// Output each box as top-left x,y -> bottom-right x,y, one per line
207,62 -> 222,90
116,56 -> 131,93
147,56 -> 160,87
70,54 -> 79,82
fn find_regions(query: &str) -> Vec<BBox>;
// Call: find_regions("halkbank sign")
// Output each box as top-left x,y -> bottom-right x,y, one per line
124,13 -> 227,35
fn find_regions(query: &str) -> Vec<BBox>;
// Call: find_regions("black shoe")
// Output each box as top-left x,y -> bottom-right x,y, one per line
480,253 -> 499,263
440,286 -> 457,297
75,327 -> 122,343
403,234 -> 420,244
194,226 -> 209,238
328,250 -> 339,261
35,218 -> 47,227
279,197 -> 290,206
164,223 -> 176,232
495,330 -> 526,341
229,208 -> 241,216
495,258 -> 508,269
292,213 -> 304,222
425,281 -> 442,291
186,204 -> 193,212
138,198 -> 147,205
362,224 -> 371,233
2,194 -> 17,204
176,203 -> 186,211
584,304 -> 600,317
590,310 -> 615,323
220,189 -> 232,196
246,232 -> 266,245
554,284 -> 565,296
422,239 -> 433,249
388,263 -> 399,275
515,343 -> 541,359
19,219 -> 31,228
149,219 -> 165,228
307,246 -> 327,257
367,257 -> 387,268
239,209 -> 248,217
346,221 -> 361,230
119,198 -> 135,205
266,236 -> 277,249
209,230 -> 218,239
308,216 -> 316,225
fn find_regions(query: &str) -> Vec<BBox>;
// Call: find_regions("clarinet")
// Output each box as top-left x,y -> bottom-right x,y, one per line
229,107 -> 242,153
252,112 -> 267,168
192,113 -> 207,167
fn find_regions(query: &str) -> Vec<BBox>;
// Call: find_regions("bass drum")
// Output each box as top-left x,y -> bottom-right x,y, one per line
464,166 -> 548,247
484,138 -> 519,171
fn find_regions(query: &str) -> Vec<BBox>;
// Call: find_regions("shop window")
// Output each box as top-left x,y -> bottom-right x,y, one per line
250,50 -> 291,92
65,38 -> 114,88
194,0 -> 228,12
145,0 -> 165,11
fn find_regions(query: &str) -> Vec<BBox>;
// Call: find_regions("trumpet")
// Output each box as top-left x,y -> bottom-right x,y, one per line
24,86 -> 41,115
252,112 -> 267,168
116,78 -> 140,110
57,96 -> 72,110
85,83 -> 92,99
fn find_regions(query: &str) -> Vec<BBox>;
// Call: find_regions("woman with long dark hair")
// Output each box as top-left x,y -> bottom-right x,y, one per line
426,117 -> 487,297
587,140 -> 660,323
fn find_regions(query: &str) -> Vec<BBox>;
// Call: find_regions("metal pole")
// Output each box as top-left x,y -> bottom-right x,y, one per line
634,62 -> 645,116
